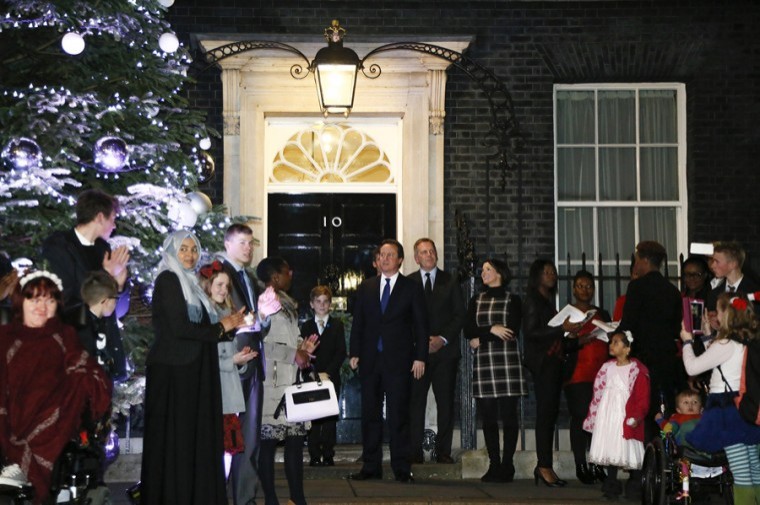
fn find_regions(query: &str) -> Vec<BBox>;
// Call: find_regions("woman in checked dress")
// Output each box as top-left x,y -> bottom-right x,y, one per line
465,258 -> 526,483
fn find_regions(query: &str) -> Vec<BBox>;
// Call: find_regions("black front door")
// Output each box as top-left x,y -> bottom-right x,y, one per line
267,192 -> 396,314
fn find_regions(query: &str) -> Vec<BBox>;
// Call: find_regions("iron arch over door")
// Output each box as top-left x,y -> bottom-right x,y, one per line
267,192 -> 396,316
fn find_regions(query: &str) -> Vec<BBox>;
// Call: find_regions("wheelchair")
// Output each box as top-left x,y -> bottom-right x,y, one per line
642,432 -> 733,505
0,414 -> 111,505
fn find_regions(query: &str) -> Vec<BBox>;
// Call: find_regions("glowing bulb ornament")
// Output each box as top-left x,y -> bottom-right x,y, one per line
2,137 -> 42,171
94,136 -> 129,173
199,137 -> 211,150
159,32 -> 179,53
157,0 -> 175,6
61,32 -> 85,55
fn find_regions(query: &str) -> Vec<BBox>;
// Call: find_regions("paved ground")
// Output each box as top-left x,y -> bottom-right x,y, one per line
105,474 -> 624,505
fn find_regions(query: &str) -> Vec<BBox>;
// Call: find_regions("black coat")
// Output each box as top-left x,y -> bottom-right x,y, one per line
349,273 -> 429,372
407,268 -> 466,361
521,289 -> 565,375
301,316 -> 346,391
41,228 -> 128,380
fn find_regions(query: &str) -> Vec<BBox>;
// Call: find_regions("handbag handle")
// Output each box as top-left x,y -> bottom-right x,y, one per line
294,365 -> 322,388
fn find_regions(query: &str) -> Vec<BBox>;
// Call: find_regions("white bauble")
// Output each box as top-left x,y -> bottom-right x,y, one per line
167,200 -> 198,228
187,191 -> 212,215
159,33 -> 179,53
62,32 -> 85,55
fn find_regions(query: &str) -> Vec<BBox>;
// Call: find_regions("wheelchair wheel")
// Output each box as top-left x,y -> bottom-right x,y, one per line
642,437 -> 667,505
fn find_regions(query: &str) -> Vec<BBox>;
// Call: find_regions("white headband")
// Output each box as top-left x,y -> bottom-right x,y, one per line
19,270 -> 64,292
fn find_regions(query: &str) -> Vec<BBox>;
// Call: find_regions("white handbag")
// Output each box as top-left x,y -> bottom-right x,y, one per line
283,370 -> 340,423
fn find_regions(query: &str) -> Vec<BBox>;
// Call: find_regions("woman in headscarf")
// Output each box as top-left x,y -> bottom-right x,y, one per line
140,230 -> 244,505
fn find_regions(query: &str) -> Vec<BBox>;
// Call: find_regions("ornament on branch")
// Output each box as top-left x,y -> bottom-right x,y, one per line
187,191 -> 213,216
159,33 -> 179,53
94,136 -> 129,173
2,138 -> 42,171
157,0 -> 176,7
167,199 -> 198,229
199,137 -> 212,150
61,32 -> 85,55
198,151 -> 215,184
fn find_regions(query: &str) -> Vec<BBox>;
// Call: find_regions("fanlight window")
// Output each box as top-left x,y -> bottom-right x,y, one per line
270,124 -> 393,184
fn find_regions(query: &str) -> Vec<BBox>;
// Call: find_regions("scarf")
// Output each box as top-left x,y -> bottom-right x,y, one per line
155,230 -> 217,323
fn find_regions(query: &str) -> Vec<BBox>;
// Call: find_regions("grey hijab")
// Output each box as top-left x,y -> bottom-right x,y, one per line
156,230 -> 217,324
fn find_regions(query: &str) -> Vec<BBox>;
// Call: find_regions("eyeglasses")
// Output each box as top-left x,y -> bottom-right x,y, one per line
684,272 -> 704,279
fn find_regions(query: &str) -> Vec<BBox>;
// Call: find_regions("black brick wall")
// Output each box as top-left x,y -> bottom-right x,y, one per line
171,0 -> 760,284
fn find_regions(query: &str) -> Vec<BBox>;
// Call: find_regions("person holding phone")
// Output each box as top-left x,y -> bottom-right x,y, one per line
464,258 -> 526,483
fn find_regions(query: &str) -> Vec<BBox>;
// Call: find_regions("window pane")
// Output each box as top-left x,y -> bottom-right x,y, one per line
557,147 -> 595,200
599,147 -> 636,200
598,207 -> 635,260
599,264 -> 632,317
556,90 -> 595,144
640,147 -> 678,200
640,90 -> 677,144
558,207 -> 593,260
599,90 -> 635,144
639,207 -> 678,261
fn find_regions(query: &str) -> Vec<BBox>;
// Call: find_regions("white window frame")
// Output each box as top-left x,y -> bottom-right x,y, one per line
553,83 -> 688,306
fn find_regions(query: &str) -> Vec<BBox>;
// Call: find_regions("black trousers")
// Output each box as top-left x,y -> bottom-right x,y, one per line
532,357 -> 563,468
359,355 -> 412,476
308,384 -> 340,460
477,396 -> 520,469
409,355 -> 459,458
258,436 -> 305,505
564,381 -> 593,465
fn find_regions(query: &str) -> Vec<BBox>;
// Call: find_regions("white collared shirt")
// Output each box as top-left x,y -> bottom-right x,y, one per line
74,228 -> 96,246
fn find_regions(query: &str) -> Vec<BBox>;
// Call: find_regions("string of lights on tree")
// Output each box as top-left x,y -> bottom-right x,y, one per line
0,0 -> 234,286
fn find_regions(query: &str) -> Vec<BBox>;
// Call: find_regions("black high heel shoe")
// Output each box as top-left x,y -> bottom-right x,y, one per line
591,463 -> 606,482
534,467 -> 565,488
576,463 -> 596,485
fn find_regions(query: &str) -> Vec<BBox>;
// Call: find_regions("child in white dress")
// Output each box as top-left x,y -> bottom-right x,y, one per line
584,330 -> 650,500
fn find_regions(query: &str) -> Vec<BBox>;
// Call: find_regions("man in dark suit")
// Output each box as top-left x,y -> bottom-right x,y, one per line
219,223 -> 264,505
619,241 -> 683,438
407,238 -> 466,464
348,239 -> 429,483
706,241 -> 760,320
41,189 -> 130,381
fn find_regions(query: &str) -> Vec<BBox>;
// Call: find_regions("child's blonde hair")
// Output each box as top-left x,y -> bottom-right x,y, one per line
715,292 -> 759,343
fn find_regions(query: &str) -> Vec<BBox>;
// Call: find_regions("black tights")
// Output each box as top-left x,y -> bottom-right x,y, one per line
258,436 -> 305,505
477,396 -> 519,470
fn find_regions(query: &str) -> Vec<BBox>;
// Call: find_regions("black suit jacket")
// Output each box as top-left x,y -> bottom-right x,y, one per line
220,258 -> 264,382
41,228 -> 129,379
407,268 -> 466,361
706,276 -> 760,311
301,316 -> 346,390
349,273 -> 429,372
619,270 -> 682,373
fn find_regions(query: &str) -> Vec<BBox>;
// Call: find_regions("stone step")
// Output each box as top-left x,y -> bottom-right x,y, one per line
105,445 -> 578,483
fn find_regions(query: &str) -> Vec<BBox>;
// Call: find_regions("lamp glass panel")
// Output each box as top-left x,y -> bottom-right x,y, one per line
316,64 -> 357,108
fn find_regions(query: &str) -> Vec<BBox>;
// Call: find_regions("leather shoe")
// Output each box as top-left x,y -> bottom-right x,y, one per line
435,454 -> 455,464
394,472 -> 415,483
408,454 -> 424,464
309,457 -> 322,467
323,457 -> 335,466
347,470 -> 382,481
576,462 -> 596,485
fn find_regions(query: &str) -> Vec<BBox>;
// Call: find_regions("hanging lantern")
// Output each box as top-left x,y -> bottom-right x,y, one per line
1,138 -> 42,171
93,136 -> 129,172
198,152 -> 215,184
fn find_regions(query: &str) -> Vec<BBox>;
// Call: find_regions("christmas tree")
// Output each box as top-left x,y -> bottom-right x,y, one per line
0,0 -> 228,289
